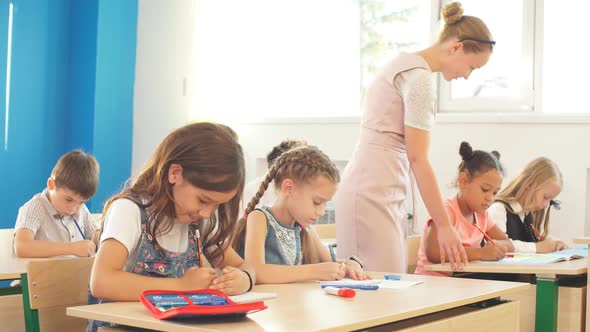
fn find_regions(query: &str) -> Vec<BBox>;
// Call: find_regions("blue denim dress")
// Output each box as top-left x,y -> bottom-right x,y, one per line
238,207 -> 302,266
87,205 -> 201,331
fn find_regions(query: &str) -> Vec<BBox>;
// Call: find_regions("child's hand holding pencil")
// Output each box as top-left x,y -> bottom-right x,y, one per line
480,242 -> 508,261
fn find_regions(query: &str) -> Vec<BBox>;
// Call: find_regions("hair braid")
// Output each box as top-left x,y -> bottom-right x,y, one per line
230,145 -> 340,258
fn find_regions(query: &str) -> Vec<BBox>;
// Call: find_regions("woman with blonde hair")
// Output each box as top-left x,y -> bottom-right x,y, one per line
336,1 -> 496,272
488,157 -> 566,253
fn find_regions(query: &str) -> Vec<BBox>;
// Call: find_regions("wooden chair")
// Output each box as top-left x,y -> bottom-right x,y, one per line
22,257 -> 94,332
314,223 -> 336,242
406,235 -> 421,274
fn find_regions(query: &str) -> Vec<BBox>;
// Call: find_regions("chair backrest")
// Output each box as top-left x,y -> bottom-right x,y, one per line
26,257 -> 94,310
26,257 -> 95,331
314,223 -> 336,240
406,235 -> 421,273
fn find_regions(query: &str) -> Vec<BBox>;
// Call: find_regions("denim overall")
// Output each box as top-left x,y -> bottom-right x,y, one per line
87,206 -> 200,331
237,207 -> 302,266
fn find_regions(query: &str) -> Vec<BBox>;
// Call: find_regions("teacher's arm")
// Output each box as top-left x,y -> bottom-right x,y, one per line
405,125 -> 468,270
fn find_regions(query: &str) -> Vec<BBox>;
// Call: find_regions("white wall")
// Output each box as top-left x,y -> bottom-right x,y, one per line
132,0 -> 195,175
132,1 -> 590,244
232,120 -> 590,244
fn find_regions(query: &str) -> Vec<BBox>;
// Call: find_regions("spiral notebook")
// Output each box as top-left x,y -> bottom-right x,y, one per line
229,292 -> 277,304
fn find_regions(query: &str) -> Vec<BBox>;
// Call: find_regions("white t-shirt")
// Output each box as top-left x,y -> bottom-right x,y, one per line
100,198 -> 189,256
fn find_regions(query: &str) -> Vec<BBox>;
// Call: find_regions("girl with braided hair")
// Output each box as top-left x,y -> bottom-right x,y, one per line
231,145 -> 369,284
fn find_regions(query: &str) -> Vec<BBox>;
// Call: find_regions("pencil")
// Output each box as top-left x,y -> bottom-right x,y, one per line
196,229 -> 204,267
473,223 -> 495,245
72,216 -> 86,240
530,224 -> 545,241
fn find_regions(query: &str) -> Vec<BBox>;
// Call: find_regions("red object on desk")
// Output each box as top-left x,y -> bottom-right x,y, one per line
140,289 -> 267,320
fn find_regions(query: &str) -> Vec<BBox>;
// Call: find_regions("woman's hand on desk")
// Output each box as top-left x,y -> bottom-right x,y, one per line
436,222 -> 468,270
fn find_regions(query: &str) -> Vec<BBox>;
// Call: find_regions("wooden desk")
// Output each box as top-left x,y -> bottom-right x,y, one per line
425,258 -> 588,332
574,238 -> 590,332
68,274 -> 528,331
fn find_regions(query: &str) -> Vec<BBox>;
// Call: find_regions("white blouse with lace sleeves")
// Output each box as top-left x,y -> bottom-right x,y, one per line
394,68 -> 436,131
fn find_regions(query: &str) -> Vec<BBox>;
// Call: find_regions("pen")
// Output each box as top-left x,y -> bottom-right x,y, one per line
324,286 -> 355,298
320,285 -> 379,290
71,215 -> 86,240
328,243 -> 337,262
473,223 -> 495,245
196,229 -> 204,267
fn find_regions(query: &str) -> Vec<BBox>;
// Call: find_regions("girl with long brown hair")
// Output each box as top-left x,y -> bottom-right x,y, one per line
88,122 -> 254,330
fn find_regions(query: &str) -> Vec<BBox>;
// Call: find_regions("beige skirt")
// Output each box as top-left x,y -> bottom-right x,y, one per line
335,128 -> 410,273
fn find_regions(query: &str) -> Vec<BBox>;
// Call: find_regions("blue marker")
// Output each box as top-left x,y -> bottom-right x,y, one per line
321,284 -> 379,290
384,274 -> 401,280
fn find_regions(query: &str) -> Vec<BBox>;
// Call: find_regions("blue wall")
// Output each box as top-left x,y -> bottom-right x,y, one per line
0,0 -> 137,229
92,0 -> 137,208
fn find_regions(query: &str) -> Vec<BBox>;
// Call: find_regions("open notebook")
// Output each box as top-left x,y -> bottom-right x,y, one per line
481,247 -> 588,264
319,278 -> 422,289
228,292 -> 277,304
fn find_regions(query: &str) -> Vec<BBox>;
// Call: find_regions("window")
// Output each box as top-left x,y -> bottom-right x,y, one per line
438,0 -> 535,112
193,0 -> 359,122
192,0 -> 431,122
542,0 -> 590,113
359,0 -> 431,98
193,1 -> 582,120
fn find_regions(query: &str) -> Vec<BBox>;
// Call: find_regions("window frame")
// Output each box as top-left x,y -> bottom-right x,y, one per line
437,0 -> 537,114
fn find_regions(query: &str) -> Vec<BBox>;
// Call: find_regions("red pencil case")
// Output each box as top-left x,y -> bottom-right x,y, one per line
140,289 -> 267,320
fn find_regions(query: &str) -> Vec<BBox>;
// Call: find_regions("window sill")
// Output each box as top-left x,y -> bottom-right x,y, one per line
235,113 -> 590,125
436,112 -> 590,124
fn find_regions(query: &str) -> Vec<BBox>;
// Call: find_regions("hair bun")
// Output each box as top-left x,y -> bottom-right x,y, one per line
442,2 -> 464,25
459,141 -> 473,161
490,150 -> 501,161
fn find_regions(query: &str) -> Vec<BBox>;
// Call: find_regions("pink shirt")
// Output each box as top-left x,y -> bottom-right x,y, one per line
414,196 -> 496,276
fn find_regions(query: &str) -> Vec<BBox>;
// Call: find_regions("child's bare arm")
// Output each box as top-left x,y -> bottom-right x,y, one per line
90,238 -> 215,301
425,224 -> 499,262
211,246 -> 256,295
14,228 -> 95,258
486,225 -> 514,252
243,211 -> 343,283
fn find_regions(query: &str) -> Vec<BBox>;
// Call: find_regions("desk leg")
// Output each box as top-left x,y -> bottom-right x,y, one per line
535,277 -> 558,332
20,273 -> 40,332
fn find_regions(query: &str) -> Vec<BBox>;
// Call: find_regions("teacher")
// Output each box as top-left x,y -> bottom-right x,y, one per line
335,1 -> 495,272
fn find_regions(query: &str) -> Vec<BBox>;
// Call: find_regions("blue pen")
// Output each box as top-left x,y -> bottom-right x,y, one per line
384,274 -> 401,280
321,285 -> 379,290
328,243 -> 337,262
71,215 -> 86,240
